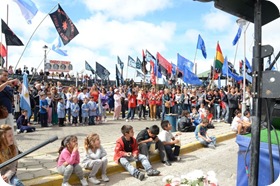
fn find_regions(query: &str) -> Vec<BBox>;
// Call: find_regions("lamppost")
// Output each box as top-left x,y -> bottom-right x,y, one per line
43,45 -> 48,74
236,18 -> 249,115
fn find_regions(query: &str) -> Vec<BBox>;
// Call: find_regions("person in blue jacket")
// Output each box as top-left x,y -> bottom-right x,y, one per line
57,97 -> 65,127
71,97 -> 80,126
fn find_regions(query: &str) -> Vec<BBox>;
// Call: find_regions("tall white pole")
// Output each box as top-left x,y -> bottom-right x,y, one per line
242,22 -> 250,114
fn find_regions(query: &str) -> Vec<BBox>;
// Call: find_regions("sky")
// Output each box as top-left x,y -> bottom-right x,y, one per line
0,0 -> 280,81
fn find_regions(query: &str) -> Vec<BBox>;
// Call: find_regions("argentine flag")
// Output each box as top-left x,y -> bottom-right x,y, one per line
20,73 -> 32,117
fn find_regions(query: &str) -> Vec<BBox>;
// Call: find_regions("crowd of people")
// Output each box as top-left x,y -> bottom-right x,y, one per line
0,67 -> 253,185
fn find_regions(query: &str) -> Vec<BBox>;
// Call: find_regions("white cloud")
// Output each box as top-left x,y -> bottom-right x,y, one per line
82,0 -> 172,20
202,10 -> 232,32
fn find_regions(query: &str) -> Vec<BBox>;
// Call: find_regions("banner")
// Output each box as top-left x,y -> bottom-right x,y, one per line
45,60 -> 72,72
49,4 -> 79,45
1,19 -> 24,46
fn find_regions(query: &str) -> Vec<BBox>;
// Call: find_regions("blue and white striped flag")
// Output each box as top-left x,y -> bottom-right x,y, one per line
13,0 -> 38,24
20,73 -> 32,117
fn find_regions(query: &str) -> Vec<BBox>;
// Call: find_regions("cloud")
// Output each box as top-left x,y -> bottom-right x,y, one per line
82,0 -> 172,20
202,10 -> 232,32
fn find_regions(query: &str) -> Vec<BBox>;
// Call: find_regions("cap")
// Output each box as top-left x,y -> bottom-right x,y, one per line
114,89 -> 119,93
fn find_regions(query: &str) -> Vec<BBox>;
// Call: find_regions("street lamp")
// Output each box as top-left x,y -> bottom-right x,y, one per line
42,45 -> 48,74
236,18 -> 249,115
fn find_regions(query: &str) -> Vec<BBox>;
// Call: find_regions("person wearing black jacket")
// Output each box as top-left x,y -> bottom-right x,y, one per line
178,111 -> 196,132
16,110 -> 36,133
227,87 -> 240,124
136,125 -> 171,166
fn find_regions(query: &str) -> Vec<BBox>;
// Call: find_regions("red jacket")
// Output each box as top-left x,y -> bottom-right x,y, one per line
128,94 -> 137,108
113,136 -> 139,163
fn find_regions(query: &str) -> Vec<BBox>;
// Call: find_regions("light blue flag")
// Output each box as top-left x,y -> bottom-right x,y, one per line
232,26 -> 242,46
51,36 -> 68,56
13,0 -> 38,24
171,63 -> 177,75
246,73 -> 252,83
128,56 -> 137,68
177,53 -> 194,72
20,73 -> 32,117
136,57 -> 142,70
196,34 -> 207,59
222,56 -> 229,76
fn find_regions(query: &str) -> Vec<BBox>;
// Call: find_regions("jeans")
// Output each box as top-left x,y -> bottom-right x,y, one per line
138,104 -> 146,118
197,136 -> 216,147
33,106 -> 39,122
40,112 -> 48,127
10,175 -> 24,186
126,108 -> 135,120
57,164 -> 84,183
161,106 -> 170,121
89,116 -> 95,125
66,108 -> 71,122
119,154 -> 152,176
156,105 -> 161,119
214,103 -> 221,120
83,157 -> 107,177
183,104 -> 191,112
164,144 -> 180,161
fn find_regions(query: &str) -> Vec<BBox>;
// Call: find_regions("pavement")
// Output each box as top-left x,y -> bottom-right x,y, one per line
14,115 -> 236,186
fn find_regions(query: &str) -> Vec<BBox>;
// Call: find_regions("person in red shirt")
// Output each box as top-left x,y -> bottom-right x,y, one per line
126,90 -> 137,122
200,108 -> 215,128
137,88 -> 147,120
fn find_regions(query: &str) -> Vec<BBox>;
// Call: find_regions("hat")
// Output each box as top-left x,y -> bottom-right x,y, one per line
114,89 -> 119,93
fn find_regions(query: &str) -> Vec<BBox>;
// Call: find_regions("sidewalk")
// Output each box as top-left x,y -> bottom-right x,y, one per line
15,116 -> 236,186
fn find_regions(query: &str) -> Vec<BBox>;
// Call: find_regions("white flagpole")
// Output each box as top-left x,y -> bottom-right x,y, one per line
194,48 -> 198,75
13,4 -> 58,72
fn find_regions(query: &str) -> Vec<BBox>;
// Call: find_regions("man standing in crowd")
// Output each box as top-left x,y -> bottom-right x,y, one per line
0,69 -> 20,131
32,83 -> 42,124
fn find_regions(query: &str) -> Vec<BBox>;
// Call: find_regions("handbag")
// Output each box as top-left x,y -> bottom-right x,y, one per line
165,101 -> 171,108
0,106 -> 8,119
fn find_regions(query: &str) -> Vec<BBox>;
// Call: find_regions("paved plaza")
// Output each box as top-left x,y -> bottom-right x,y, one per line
14,116 -> 236,185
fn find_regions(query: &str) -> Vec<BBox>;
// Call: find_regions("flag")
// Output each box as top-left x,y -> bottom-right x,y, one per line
146,50 -> 161,77
222,56 -> 229,76
85,61 -> 95,75
182,66 -> 202,85
1,19 -> 24,46
232,26 -> 242,46
13,0 -> 38,24
136,70 -> 145,80
127,55 -> 137,68
49,4 -> 79,45
171,63 -> 177,75
141,49 -> 147,74
117,56 -> 124,70
116,65 -> 123,87
177,53 -> 194,72
0,42 -> 7,57
96,62 -> 110,79
0,56 -> 5,66
149,60 -> 157,85
157,52 -> 172,74
136,57 -> 141,69
51,36 -> 68,56
245,58 -> 252,73
197,34 -> 207,59
20,73 -> 32,118
215,43 -> 224,69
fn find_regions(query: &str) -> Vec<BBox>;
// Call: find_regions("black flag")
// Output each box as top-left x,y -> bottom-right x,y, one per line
142,49 -> 147,74
49,4 -> 79,45
1,19 -> 24,46
85,61 -> 95,75
96,62 -> 110,79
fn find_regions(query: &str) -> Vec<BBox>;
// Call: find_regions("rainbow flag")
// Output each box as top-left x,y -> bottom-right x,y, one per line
215,43 -> 224,69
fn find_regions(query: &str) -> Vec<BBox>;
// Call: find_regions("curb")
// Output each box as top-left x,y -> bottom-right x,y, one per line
22,132 -> 236,186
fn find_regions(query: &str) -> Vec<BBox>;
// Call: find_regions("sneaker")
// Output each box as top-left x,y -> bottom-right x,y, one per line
147,169 -> 160,176
61,182 -> 72,186
126,119 -> 129,122
23,130 -> 27,133
88,177 -> 100,185
163,161 -> 172,166
16,129 -> 21,134
80,178 -> 88,186
208,144 -> 216,149
134,171 -> 145,181
48,123 -> 53,127
217,119 -> 221,123
176,156 -> 181,161
101,174 -> 109,182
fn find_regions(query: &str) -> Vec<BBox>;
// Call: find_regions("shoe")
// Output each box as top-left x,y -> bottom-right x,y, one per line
147,169 -> 160,176
48,123 -> 53,127
88,177 -> 100,185
80,178 -> 88,186
176,156 -> 181,161
23,130 -> 27,133
163,161 -> 172,166
61,182 -> 72,186
126,119 -> 129,122
208,144 -> 216,149
217,119 -> 221,123
134,171 -> 145,181
16,129 -> 21,134
101,174 -> 109,182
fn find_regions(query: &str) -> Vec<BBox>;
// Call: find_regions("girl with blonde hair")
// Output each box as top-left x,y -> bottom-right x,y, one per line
82,133 -> 109,185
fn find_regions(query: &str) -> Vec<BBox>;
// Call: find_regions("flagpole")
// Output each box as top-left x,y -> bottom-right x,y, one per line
126,61 -> 128,82
194,49 -> 198,75
29,49 -> 51,83
5,4 -> 9,69
13,4 -> 58,73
